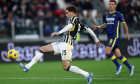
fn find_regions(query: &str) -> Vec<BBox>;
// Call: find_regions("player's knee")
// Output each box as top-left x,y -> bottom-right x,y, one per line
115,53 -> 121,57
105,50 -> 111,55
63,65 -> 70,71
63,66 -> 68,71
40,46 -> 47,52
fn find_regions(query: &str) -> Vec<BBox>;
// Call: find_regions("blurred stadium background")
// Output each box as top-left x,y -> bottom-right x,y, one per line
0,0 -> 140,84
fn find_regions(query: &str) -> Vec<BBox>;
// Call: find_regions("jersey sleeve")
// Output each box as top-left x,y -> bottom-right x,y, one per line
68,16 -> 77,25
118,13 -> 125,23
79,22 -> 89,31
80,22 -> 99,42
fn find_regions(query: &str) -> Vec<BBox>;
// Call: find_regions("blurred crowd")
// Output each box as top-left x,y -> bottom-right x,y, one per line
0,0 -> 140,39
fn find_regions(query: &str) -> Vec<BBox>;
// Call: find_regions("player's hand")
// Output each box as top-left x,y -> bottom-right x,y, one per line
51,32 -> 60,37
93,26 -> 99,30
96,42 -> 100,46
126,33 -> 130,40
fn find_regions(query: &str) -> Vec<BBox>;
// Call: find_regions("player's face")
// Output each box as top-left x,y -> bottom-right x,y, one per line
66,10 -> 73,18
109,2 -> 116,11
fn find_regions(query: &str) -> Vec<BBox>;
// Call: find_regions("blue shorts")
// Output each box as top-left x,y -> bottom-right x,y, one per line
107,36 -> 120,52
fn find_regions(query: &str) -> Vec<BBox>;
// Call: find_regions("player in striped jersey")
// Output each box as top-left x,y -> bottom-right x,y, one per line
58,16 -> 94,46
94,0 -> 134,76
20,5 -> 100,84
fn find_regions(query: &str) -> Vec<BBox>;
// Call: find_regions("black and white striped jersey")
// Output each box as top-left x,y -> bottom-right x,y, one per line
59,16 -> 88,45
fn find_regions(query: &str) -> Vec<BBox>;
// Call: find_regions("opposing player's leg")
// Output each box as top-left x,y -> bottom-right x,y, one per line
105,46 -> 121,75
62,60 -> 92,84
20,44 -> 54,72
114,48 -> 134,76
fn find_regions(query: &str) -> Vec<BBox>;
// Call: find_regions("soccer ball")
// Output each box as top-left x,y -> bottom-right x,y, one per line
8,49 -> 18,60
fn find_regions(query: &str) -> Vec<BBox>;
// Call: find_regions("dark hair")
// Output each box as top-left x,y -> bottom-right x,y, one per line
109,0 -> 116,4
66,5 -> 77,13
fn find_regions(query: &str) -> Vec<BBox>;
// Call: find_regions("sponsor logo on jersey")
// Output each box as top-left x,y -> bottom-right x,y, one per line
106,18 -> 115,24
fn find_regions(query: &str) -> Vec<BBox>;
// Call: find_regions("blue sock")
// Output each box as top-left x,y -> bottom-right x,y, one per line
108,52 -> 120,67
119,55 -> 131,69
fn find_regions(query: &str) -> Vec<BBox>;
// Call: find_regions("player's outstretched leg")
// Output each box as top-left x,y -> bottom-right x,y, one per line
119,54 -> 134,76
19,50 -> 43,72
108,52 -> 122,75
67,66 -> 93,84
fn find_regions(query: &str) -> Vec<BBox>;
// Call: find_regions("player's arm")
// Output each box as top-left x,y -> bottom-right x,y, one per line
80,22 -> 100,46
94,15 -> 107,30
93,23 -> 107,30
118,13 -> 130,40
122,22 -> 130,40
51,23 -> 73,37
85,27 -> 100,46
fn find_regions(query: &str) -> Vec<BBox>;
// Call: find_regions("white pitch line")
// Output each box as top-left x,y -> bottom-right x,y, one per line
0,77 -> 140,80
0,77 -> 108,80
94,74 -> 140,76
57,74 -> 140,77
93,78 -> 140,80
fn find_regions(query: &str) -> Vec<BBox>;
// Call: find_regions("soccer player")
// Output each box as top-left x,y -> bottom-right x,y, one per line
93,0 -> 134,76
20,5 -> 100,84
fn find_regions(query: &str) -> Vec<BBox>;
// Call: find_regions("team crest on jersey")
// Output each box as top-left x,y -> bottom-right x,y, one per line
106,15 -> 109,18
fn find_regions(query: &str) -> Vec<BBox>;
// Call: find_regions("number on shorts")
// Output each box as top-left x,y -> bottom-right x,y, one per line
62,50 -> 66,55
109,39 -> 113,45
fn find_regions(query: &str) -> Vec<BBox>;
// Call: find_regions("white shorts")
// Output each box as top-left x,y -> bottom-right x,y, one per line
51,42 -> 74,60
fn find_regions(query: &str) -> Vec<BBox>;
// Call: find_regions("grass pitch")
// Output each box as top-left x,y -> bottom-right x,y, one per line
0,58 -> 140,84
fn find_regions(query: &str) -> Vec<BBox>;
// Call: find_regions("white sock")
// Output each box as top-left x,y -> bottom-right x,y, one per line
69,66 -> 89,78
26,52 -> 43,69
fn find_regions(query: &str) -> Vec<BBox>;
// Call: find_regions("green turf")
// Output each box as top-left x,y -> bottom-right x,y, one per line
0,58 -> 140,84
